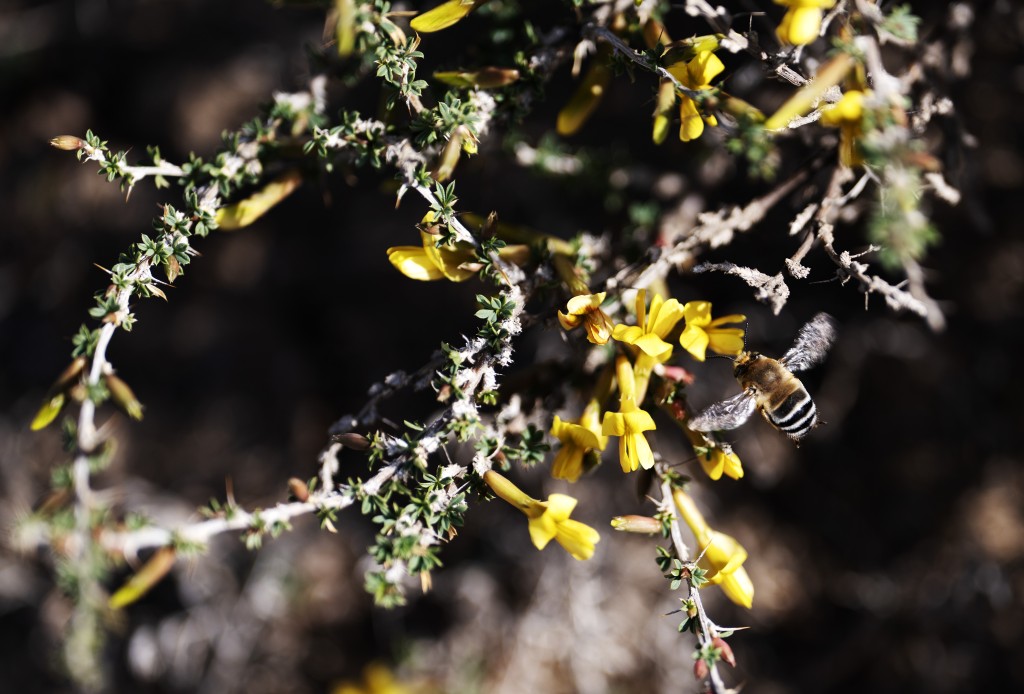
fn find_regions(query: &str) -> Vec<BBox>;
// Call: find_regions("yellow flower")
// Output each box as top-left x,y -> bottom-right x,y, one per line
410,0 -> 483,33
678,302 -> 745,362
332,663 -> 411,694
602,356 -> 657,472
667,50 -> 725,142
558,292 -> 613,345
682,427 -> 743,481
550,400 -> 607,482
820,89 -> 868,167
611,289 -> 686,362
673,489 -> 754,608
484,471 -> 600,560
557,56 -> 612,137
387,231 -> 477,282
774,0 -> 837,46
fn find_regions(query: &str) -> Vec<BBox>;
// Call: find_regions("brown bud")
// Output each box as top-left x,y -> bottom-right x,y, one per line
105,373 -> 143,421
165,256 -> 181,283
693,659 -> 709,680
713,637 -> 736,667
288,477 -> 310,502
331,432 -> 371,450
51,356 -> 88,395
643,18 -> 669,50
50,135 -> 85,151
469,67 -> 520,89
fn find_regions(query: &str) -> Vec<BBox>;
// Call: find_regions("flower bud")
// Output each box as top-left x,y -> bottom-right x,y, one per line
332,432 -> 371,450
288,477 -> 310,502
610,515 -> 663,534
434,67 -> 520,89
713,636 -> 736,667
50,135 -> 85,151
693,659 -> 709,680
105,373 -> 143,421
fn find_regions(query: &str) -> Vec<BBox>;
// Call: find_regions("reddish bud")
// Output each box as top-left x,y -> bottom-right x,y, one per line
693,659 -> 709,680
713,637 -> 736,667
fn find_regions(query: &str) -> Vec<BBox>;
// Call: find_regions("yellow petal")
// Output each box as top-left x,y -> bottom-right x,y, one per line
528,513 -> 557,549
719,566 -> 754,608
682,300 -> 712,325
723,450 -> 744,480
628,432 -> 655,470
421,231 -> 477,282
551,444 -> 585,482
618,437 -> 637,472
584,313 -> 613,344
623,410 -> 657,434
688,51 -> 725,87
700,449 -> 725,481
215,171 -> 303,230
565,292 -> 606,315
557,60 -> 612,136
612,324 -> 644,345
387,246 -> 445,280
558,311 -> 583,330
708,328 -> 746,356
550,415 -> 571,441
109,547 -> 177,609
633,332 -> 674,361
649,297 -> 685,337
679,325 -> 710,361
602,411 -> 626,437
775,6 -> 824,45
544,493 -> 578,521
652,80 -> 676,145
554,518 -> 601,560
709,313 -> 747,327
335,0 -> 356,57
31,393 -> 65,431
820,90 -> 866,127
410,0 -> 478,33
678,97 -> 705,142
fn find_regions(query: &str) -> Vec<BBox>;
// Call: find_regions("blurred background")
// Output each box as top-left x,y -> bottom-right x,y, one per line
1,1 -> 1022,692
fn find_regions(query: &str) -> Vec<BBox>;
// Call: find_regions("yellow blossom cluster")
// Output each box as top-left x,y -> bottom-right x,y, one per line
553,289 -> 745,479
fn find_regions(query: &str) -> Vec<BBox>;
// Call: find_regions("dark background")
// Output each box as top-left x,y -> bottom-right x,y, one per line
1,1 -> 1023,692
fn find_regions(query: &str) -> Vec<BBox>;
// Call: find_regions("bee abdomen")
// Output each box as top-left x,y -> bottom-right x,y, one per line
768,389 -> 817,439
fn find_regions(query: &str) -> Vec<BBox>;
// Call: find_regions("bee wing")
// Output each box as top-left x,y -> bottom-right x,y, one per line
689,392 -> 758,432
780,313 -> 836,373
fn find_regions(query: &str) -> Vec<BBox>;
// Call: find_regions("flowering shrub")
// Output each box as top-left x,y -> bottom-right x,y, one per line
14,0 -> 965,690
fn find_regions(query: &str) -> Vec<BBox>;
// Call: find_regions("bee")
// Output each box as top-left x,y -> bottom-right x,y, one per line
689,313 -> 836,442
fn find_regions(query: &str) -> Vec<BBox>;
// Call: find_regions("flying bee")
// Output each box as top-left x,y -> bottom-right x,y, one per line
689,313 -> 836,442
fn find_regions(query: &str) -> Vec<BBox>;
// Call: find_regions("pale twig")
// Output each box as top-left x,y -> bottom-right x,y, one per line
658,475 -> 731,694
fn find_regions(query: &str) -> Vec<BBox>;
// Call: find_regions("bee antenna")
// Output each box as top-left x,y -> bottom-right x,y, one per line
707,354 -> 735,362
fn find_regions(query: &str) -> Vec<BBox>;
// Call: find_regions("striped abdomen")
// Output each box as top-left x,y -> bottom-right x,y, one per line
767,386 -> 817,440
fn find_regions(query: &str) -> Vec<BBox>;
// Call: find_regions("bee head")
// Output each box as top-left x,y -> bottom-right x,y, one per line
732,351 -> 759,378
